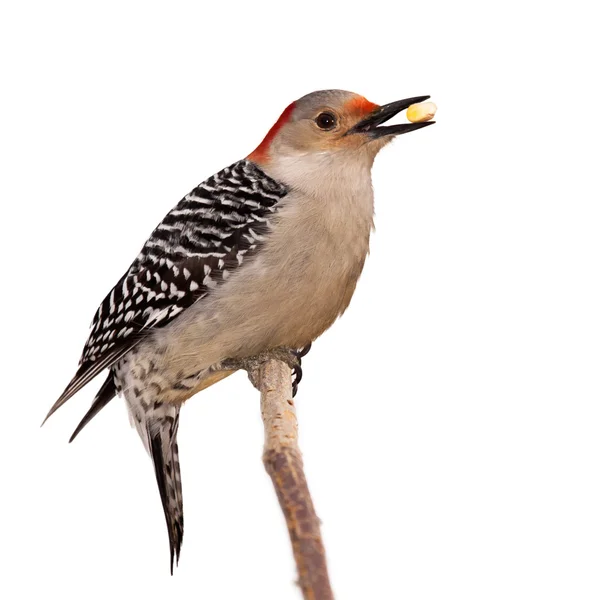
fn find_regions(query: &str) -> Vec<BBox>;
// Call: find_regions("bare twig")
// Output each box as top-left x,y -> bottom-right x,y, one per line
256,359 -> 334,600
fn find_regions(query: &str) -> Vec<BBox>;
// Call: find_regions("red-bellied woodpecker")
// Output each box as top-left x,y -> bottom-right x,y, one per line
44,90 -> 434,571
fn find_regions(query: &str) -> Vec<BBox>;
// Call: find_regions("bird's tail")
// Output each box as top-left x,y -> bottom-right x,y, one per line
149,417 -> 184,574
128,399 -> 184,573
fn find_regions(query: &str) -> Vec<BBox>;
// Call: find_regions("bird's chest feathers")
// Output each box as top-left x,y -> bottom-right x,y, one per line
267,152 -> 375,271
254,158 -> 374,340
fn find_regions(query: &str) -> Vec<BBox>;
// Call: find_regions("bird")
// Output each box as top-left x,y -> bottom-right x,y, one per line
44,90 -> 434,572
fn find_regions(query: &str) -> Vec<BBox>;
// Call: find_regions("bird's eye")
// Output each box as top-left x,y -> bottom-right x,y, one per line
315,112 -> 337,131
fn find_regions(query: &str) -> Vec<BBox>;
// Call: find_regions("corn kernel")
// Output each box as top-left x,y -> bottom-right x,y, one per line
406,102 -> 437,123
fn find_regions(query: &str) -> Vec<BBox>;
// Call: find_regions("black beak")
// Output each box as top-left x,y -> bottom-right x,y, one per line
347,95 -> 435,138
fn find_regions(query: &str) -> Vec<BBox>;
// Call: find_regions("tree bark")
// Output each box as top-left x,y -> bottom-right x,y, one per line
257,359 -> 334,600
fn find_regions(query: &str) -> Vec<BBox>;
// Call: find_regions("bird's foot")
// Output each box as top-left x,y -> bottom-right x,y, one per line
290,343 -> 311,397
221,345 -> 311,394
245,347 -> 301,390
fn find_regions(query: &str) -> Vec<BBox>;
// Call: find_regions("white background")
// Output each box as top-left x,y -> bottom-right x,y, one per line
1,1 -> 599,598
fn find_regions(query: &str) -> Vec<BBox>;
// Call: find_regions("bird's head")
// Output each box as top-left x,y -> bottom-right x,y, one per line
248,90 -> 434,169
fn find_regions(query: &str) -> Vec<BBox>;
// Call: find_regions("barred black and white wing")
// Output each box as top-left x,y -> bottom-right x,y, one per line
45,160 -> 288,420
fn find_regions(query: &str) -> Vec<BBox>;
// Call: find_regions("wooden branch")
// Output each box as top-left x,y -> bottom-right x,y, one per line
257,359 -> 334,600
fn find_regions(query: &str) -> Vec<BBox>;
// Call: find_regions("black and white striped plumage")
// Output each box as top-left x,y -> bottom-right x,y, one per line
45,89 -> 404,574
47,159 -> 288,418
45,159 -> 290,570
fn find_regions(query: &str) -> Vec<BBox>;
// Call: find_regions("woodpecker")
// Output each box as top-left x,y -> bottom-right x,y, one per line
44,90 -> 434,571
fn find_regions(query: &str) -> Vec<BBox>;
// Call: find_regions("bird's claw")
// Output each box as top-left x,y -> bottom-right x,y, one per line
291,343 -> 311,397
221,344 -> 311,394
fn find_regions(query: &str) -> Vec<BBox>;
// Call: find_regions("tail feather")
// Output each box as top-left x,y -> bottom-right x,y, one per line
147,411 -> 184,573
69,373 -> 118,443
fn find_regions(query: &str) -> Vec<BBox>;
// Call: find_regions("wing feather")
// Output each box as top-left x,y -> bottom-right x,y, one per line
46,160 -> 288,421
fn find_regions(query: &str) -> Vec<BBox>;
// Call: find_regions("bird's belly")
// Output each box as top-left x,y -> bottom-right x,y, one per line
152,238 -> 367,377
234,256 -> 362,351
118,246 -> 364,404
149,188 -> 372,380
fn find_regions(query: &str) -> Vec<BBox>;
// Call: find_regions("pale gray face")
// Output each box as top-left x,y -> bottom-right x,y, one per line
249,90 -> 434,163
272,90 -> 382,157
